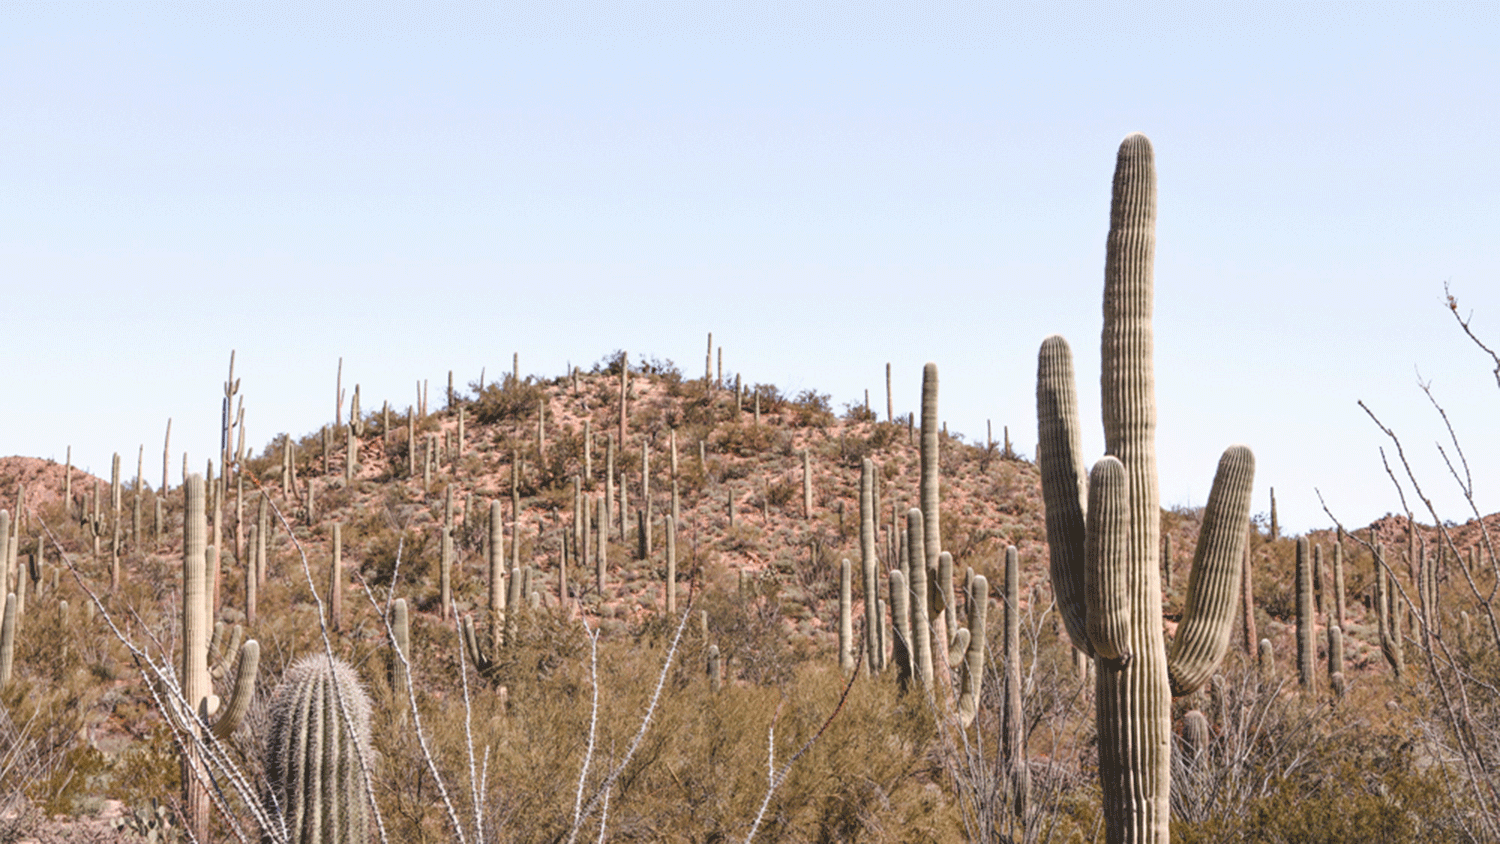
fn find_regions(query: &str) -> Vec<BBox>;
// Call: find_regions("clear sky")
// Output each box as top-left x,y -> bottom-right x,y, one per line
4,1 -> 1497,536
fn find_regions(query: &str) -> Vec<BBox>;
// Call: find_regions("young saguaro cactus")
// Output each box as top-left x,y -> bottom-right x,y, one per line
1035,133 -> 1255,844
264,654 -> 374,844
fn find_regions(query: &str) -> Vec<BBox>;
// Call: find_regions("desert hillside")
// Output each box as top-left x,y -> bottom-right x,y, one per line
0,356 -> 1491,843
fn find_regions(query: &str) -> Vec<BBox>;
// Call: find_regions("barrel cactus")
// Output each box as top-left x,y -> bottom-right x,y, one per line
1035,133 -> 1255,843
264,654 -> 374,844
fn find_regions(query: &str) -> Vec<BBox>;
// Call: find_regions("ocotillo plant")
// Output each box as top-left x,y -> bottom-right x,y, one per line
264,654 -> 374,844
1035,133 -> 1255,843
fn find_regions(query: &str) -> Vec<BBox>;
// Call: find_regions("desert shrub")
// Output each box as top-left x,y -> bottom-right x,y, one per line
590,349 -> 629,376
361,522 -> 439,588
472,380 -> 548,425
843,401 -> 877,423
751,383 -> 786,414
790,390 -> 835,428
714,422 -> 785,457
765,478 -> 798,510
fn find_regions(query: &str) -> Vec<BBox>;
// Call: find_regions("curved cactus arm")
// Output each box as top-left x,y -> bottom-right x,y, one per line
1037,336 -> 1092,657
947,628 -> 970,668
1167,445 -> 1256,696
210,640 -> 259,741
1085,457 -> 1131,663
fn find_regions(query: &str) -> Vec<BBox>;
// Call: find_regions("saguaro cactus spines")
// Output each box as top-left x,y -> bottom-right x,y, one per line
264,655 -> 373,844
1035,134 -> 1255,844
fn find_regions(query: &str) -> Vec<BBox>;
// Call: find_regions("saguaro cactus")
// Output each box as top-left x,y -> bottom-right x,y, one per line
1373,542 -> 1404,678
180,474 -> 260,841
389,598 -> 411,702
1035,134 -> 1255,843
329,524 -> 344,632
1296,537 -> 1315,691
489,501 -> 505,652
838,559 -> 854,675
264,655 -> 374,844
0,594 -> 14,688
960,570 -> 991,729
859,458 -> 880,674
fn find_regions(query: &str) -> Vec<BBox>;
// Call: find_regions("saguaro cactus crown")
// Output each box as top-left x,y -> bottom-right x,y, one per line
1035,133 -> 1255,843
264,654 -> 374,844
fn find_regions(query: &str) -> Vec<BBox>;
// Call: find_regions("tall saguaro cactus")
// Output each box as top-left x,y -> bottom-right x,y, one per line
179,474 -> 260,842
859,458 -> 880,673
1035,134 -> 1255,844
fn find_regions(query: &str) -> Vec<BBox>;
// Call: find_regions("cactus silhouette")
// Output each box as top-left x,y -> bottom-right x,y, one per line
1035,133 -> 1255,843
264,654 -> 374,844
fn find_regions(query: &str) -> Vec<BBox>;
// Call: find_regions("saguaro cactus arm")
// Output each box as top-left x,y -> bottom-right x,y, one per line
1085,457 -> 1132,664
1036,338 -> 1092,657
1166,445 -> 1255,696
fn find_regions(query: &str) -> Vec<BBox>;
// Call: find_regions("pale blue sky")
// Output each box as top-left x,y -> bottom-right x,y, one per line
4,2 -> 1497,535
